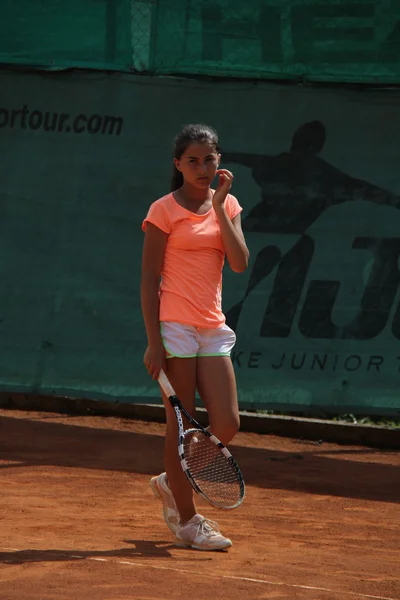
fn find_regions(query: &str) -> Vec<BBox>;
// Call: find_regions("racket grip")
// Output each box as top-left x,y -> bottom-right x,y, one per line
158,370 -> 176,398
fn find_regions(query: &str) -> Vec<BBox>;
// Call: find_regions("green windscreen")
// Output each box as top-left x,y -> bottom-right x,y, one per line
1,68 -> 400,416
0,0 -> 133,71
147,0 -> 400,83
1,1 -> 400,83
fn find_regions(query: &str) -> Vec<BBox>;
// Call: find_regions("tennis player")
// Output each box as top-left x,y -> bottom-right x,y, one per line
141,124 -> 249,550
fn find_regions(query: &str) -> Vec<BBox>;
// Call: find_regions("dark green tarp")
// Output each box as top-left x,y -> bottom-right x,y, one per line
1,69 -> 400,415
1,1 -> 400,83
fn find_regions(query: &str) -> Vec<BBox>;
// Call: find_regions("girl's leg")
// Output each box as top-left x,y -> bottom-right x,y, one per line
160,355 -> 234,551
162,357 -> 198,524
196,356 -> 240,445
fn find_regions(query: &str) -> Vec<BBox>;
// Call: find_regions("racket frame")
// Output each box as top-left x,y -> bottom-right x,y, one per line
158,369 -> 245,509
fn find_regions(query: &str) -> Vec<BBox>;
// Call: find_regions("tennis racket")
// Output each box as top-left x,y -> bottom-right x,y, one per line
158,369 -> 245,510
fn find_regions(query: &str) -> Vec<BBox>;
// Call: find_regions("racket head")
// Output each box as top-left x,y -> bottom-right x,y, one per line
182,428 -> 245,510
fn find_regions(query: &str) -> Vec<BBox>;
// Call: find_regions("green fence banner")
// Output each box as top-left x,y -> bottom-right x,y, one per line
1,1 -> 400,83
0,0 -> 133,71
1,69 -> 400,416
148,0 -> 400,83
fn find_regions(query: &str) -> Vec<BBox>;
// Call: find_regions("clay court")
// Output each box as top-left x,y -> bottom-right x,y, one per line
1,407 -> 399,600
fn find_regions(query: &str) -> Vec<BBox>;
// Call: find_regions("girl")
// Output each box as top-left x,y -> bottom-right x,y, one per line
141,123 -> 249,551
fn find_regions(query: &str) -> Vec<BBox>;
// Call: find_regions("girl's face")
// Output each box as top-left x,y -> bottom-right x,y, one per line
175,142 -> 220,189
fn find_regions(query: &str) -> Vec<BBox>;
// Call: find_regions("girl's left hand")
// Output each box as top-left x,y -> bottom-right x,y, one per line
212,169 -> 234,208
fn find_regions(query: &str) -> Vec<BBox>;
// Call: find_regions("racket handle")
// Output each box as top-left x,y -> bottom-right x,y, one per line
158,369 -> 176,399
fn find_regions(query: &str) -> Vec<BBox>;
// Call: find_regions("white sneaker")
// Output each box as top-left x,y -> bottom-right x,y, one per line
150,473 -> 179,534
175,514 -> 232,551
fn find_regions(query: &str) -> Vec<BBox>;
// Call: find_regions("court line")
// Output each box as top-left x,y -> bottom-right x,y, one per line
113,559 -> 398,600
1,548 -> 398,600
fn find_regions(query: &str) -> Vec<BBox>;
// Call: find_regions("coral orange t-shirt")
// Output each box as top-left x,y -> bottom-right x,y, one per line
142,192 -> 243,328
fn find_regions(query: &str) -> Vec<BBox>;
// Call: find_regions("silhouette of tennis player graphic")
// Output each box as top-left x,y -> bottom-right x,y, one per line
223,121 -> 400,340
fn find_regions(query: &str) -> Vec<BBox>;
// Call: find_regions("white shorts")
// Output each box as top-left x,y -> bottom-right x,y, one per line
161,322 -> 236,358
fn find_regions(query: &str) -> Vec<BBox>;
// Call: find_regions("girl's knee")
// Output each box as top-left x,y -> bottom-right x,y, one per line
228,414 -> 240,441
210,414 -> 240,445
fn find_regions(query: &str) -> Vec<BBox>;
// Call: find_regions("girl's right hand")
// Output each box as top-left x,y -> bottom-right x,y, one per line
143,343 -> 166,380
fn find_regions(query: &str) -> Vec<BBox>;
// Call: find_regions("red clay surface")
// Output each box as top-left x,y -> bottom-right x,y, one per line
1,408 -> 399,600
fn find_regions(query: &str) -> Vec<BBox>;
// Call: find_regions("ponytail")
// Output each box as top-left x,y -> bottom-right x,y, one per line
170,165 -> 184,192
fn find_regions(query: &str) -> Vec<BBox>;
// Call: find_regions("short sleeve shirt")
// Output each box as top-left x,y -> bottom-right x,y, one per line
142,192 -> 242,328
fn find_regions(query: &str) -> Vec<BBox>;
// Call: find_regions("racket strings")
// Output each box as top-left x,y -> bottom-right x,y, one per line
183,430 -> 242,508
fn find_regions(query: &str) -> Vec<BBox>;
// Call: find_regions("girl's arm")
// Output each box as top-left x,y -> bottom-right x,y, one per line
213,169 -> 250,273
214,209 -> 249,273
141,223 -> 168,378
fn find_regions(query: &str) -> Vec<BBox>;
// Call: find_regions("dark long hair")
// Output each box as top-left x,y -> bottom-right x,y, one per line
170,124 -> 220,192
